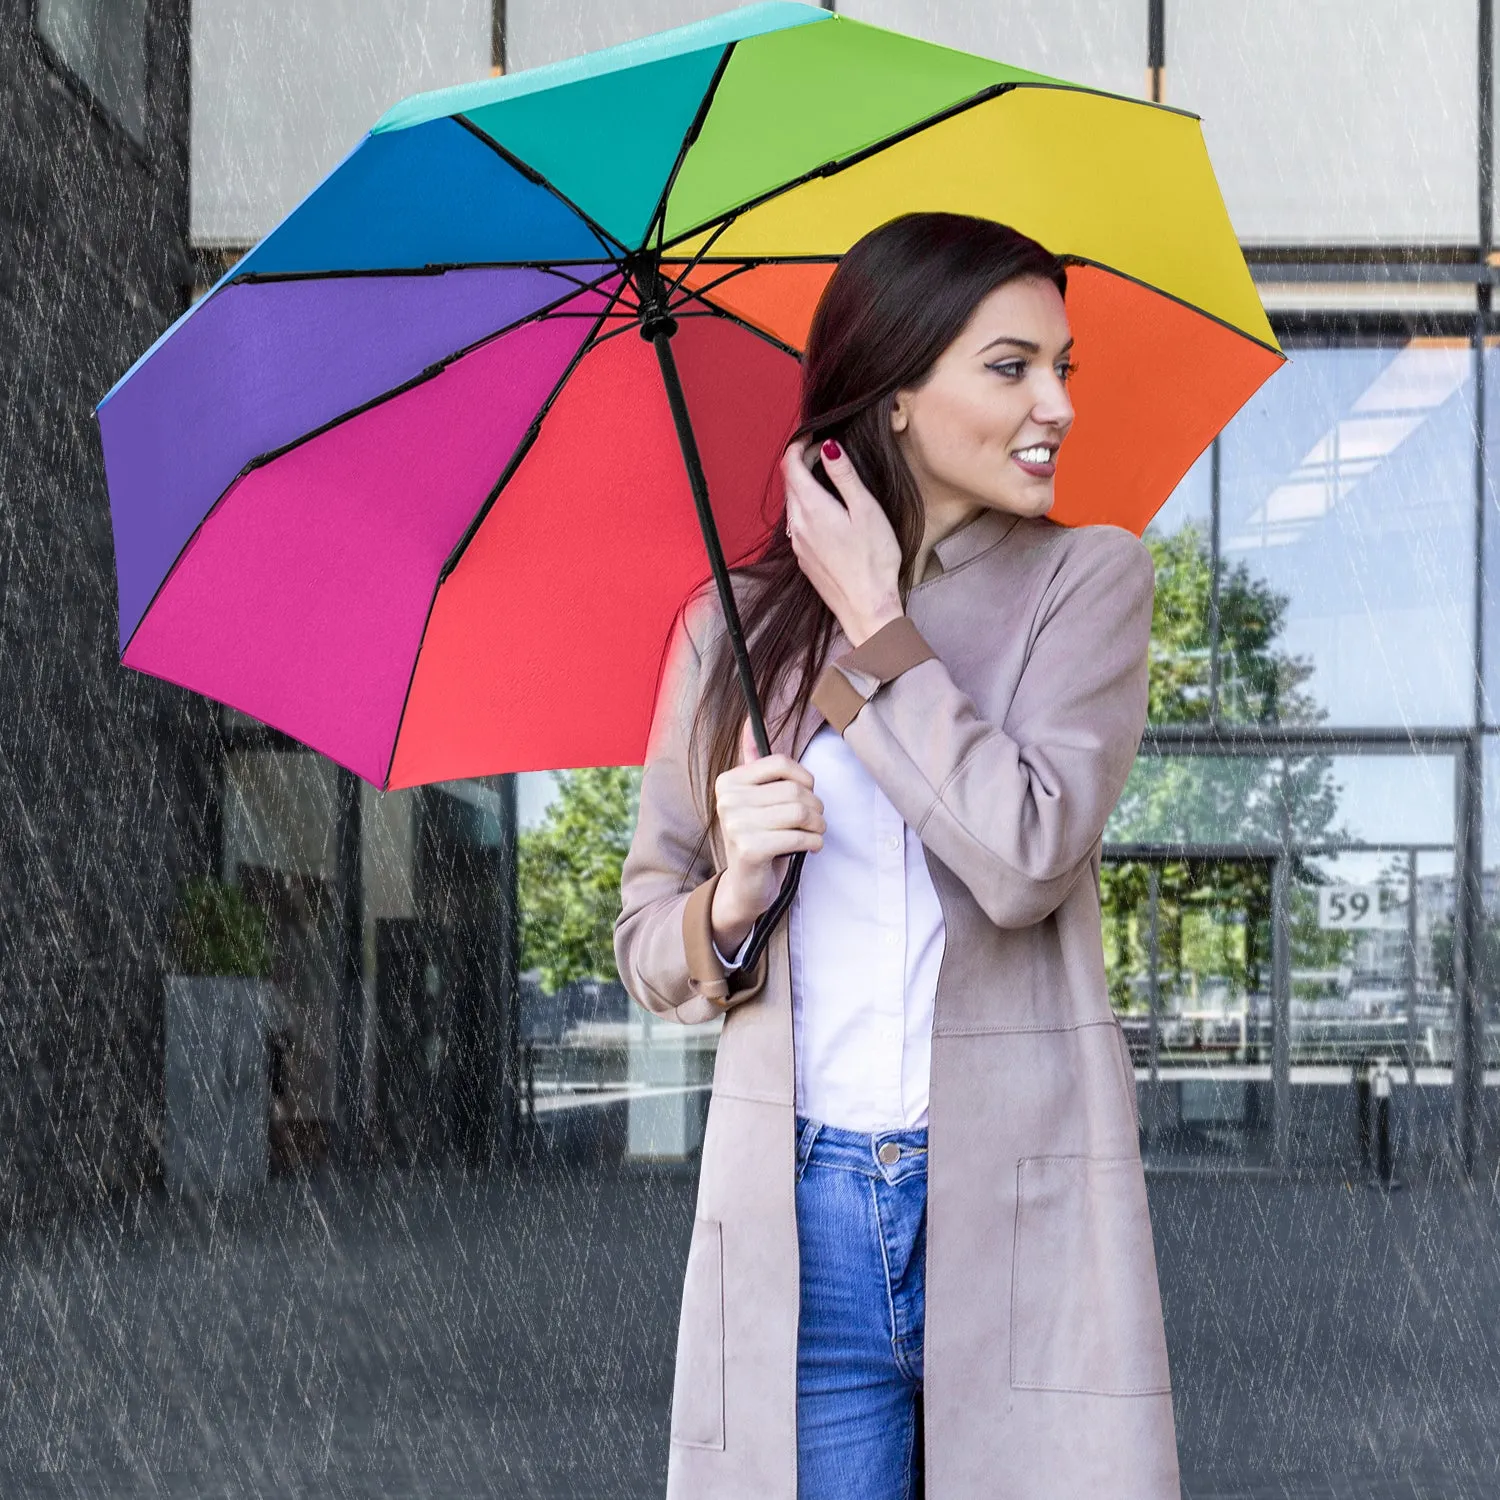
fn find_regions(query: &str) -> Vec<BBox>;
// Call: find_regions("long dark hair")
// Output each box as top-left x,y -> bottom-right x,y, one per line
689,212 -> 1067,819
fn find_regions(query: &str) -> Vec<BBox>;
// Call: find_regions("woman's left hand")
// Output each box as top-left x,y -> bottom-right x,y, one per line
781,439 -> 906,646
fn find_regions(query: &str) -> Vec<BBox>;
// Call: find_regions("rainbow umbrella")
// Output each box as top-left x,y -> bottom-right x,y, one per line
98,0 -> 1281,797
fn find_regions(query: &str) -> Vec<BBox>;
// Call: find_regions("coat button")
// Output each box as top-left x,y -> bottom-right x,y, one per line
877,1142 -> 901,1165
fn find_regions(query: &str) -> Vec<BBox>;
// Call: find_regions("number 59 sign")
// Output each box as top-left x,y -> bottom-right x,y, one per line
1317,885 -> 1384,929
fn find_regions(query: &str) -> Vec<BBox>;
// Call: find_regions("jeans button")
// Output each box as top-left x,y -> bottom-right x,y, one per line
877,1141 -> 900,1165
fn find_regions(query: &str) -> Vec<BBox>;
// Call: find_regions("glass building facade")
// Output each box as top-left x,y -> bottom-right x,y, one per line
187,0 -> 1500,1184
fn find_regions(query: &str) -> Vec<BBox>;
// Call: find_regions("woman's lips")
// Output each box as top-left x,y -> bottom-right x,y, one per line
1011,451 -> 1056,479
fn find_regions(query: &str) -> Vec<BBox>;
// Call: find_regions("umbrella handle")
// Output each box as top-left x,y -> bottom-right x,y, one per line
736,852 -> 804,974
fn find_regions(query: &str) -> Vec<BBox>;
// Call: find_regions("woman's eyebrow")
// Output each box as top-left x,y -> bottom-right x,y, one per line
977,336 -> 1076,356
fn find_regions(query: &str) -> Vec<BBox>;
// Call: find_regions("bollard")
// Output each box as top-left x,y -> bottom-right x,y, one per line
1372,1056 -> 1394,1188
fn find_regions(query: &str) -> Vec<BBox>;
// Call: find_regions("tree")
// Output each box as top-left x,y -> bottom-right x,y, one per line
1101,523 -> 1346,1012
518,767 -> 642,993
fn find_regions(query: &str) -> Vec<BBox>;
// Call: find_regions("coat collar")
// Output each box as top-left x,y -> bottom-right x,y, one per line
926,506 -> 1022,577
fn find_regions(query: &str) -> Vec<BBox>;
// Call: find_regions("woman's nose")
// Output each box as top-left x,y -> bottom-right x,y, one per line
1033,374 -> 1074,429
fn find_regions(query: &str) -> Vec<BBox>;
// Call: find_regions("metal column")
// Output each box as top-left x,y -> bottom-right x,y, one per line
1271,854 -> 1292,1167
494,773 -> 523,1164
1406,848 -> 1419,1089
1147,865 -> 1162,1086
334,767 -> 367,1167
1453,740 -> 1485,1169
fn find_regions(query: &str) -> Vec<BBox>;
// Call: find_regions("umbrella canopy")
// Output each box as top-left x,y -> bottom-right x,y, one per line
98,0 -> 1281,791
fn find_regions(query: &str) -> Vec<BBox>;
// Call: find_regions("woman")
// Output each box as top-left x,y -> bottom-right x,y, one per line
615,213 -> 1177,1500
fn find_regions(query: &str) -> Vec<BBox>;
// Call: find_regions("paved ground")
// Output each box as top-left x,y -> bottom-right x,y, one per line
0,1118 -> 1497,1498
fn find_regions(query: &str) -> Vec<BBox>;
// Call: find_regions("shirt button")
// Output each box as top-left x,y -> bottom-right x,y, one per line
885,834 -> 901,851
878,1142 -> 901,1165
883,931 -> 899,946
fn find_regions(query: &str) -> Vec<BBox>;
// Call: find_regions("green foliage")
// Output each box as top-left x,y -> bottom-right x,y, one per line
1100,859 -> 1272,1013
1101,523 -> 1346,1012
1144,521 -> 1318,728
169,877 -> 272,978
518,766 -> 642,993
1430,920 -> 1500,1000
1111,524 -> 1343,852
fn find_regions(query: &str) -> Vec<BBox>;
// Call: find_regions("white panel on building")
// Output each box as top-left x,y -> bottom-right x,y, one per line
191,0 -> 491,248
506,0 -> 749,74
840,0 -> 1148,100
1170,0 -> 1476,247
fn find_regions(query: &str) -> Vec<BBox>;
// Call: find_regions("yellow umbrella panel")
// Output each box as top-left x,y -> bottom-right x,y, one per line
664,79 -> 1282,534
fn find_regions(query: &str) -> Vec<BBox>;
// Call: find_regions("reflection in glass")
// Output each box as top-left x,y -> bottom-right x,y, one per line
1108,753 -> 1338,851
366,779 -> 511,1167
36,0 -> 149,145
1104,857 -> 1272,1069
1292,850 -> 1452,1073
1479,736 -> 1500,1075
1143,450 -> 1214,725
513,767 -> 717,1164
1110,752 -> 1454,852
1216,341 -> 1474,727
1481,348 -> 1500,727
222,750 -> 342,1170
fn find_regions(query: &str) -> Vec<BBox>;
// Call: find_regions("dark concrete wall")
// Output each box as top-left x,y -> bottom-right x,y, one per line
0,1 -> 218,1223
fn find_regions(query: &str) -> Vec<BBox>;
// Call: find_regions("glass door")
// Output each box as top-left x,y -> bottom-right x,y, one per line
1103,855 -> 1276,1164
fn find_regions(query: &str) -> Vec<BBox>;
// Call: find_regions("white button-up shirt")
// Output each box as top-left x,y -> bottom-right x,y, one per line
719,723 -> 946,1131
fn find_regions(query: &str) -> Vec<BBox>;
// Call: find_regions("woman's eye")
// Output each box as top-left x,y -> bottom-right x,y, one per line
987,359 -> 1025,379
1055,360 -> 1078,384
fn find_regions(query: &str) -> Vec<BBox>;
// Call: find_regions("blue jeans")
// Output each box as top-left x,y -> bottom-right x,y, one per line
795,1115 -> 928,1500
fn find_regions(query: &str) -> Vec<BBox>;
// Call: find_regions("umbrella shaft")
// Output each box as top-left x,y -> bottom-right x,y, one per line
649,322 -> 803,971
649,327 -> 772,758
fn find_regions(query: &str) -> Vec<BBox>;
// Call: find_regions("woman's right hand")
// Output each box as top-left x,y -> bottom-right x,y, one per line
710,718 -> 825,958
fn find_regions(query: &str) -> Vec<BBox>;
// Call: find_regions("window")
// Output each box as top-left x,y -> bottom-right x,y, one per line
1217,341 -> 1476,727
35,0 -> 150,147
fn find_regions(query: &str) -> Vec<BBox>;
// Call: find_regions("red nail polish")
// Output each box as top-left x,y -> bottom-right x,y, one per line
822,439 -> 841,460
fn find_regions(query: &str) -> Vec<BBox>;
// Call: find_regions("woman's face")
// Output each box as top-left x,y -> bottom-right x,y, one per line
890,275 -> 1074,521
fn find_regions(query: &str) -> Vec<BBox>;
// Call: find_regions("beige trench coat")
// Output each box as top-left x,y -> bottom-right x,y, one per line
614,508 -> 1179,1499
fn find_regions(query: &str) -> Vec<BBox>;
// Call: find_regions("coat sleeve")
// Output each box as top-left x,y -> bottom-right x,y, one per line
810,528 -> 1153,929
613,600 -> 770,1026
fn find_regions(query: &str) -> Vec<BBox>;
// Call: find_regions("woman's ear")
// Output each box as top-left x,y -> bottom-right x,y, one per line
890,392 -> 910,434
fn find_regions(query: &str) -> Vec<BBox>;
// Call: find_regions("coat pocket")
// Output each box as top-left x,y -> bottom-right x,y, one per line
670,1217 -> 726,1449
1010,1156 -> 1172,1396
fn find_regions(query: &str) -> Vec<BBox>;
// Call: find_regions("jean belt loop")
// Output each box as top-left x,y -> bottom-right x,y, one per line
795,1116 -> 822,1181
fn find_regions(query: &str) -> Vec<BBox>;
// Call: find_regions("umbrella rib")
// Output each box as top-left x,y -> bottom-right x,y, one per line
434,280 -> 632,585
1061,254 -> 1286,359
117,272 -> 625,661
664,263 -> 753,301
382,282 -> 632,788
653,259 -> 763,310
450,113 -> 629,267
591,290 -> 804,364
660,79 -> 1201,253
659,216 -> 744,304
661,257 -> 837,317
227,260 -> 621,288
641,40 -> 739,256
666,252 -> 1283,360
670,296 -> 804,361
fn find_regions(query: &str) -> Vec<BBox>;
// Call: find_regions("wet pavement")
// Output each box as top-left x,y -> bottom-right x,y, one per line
0,1126 -> 1497,1498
